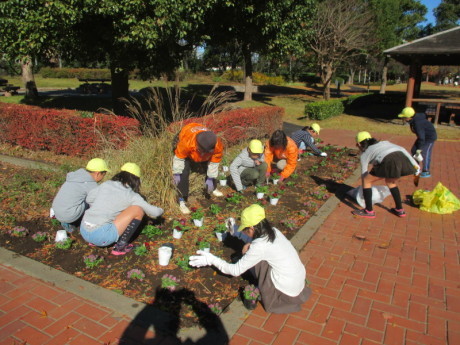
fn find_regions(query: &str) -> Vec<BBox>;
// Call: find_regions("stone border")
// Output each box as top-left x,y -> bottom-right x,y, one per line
0,154 -> 360,340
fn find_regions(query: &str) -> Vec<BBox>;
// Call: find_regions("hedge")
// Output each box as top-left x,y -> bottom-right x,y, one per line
39,67 -> 111,79
0,103 -> 140,156
304,99 -> 344,120
174,106 -> 284,146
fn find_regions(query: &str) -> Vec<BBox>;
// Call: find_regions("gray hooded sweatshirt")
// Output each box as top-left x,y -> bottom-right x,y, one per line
52,168 -> 97,223
230,148 -> 265,192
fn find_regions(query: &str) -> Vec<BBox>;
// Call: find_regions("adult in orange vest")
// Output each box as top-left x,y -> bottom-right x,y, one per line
173,123 -> 224,214
264,130 -> 298,181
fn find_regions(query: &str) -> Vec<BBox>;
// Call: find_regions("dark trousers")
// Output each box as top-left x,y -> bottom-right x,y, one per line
412,141 -> 435,172
177,159 -> 208,201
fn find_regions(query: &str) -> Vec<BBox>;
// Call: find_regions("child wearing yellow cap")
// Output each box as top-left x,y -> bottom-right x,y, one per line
290,123 -> 327,159
51,158 -> 109,233
189,204 -> 311,313
229,139 -> 267,192
80,163 -> 163,255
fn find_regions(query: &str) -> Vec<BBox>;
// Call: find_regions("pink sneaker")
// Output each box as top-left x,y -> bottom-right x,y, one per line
111,244 -> 134,256
352,209 -> 376,219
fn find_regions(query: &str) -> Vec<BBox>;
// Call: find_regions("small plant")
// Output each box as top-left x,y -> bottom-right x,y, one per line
172,219 -> 190,232
217,174 -> 227,181
198,241 -> 210,250
190,207 -> 204,221
50,218 -> 61,227
285,181 -> 295,187
255,185 -> 268,194
226,193 -> 244,204
32,231 -> 48,242
83,254 -> 104,269
175,255 -> 192,272
8,226 -> 29,237
127,269 -> 145,281
310,185 -> 329,200
208,303 -> 223,314
271,173 -> 280,181
142,225 -> 163,239
209,204 -> 222,215
269,191 -> 281,199
214,223 -> 227,233
55,238 -> 73,250
243,285 -> 260,301
161,274 -> 180,291
134,244 -> 148,256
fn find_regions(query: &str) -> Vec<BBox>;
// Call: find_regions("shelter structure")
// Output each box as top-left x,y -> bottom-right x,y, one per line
384,26 -> 460,127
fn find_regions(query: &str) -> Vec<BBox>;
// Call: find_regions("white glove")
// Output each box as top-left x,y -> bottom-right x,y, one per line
414,165 -> 421,176
189,250 -> 217,267
320,152 -> 327,157
225,217 -> 237,236
212,189 -> 224,197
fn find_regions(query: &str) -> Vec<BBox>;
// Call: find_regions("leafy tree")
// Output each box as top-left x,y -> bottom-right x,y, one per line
434,0 -> 460,31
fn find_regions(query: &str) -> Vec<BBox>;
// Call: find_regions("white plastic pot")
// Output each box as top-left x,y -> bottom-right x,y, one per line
215,232 -> 224,241
158,246 -> 172,266
270,198 -> 279,206
172,229 -> 183,239
222,166 -> 229,172
55,230 -> 68,243
273,179 -> 279,185
193,218 -> 204,227
256,192 -> 265,199
219,179 -> 227,186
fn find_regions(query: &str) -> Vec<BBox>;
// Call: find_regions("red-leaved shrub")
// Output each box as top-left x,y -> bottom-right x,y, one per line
173,106 -> 284,145
0,103 -> 140,156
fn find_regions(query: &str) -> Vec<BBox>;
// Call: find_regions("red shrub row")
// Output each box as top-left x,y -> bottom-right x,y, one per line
176,106 -> 284,146
0,103 -> 140,156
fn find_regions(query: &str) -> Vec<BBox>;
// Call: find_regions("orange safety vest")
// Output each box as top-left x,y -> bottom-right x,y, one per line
264,137 -> 298,178
174,123 -> 223,163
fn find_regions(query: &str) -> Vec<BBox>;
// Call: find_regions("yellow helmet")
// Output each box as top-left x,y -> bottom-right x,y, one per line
398,107 -> 415,118
356,131 -> 372,143
86,158 -> 110,172
238,204 -> 266,231
248,139 -> 264,154
311,123 -> 320,134
121,162 -> 141,178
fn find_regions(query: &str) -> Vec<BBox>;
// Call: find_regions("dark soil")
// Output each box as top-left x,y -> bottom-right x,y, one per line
0,144 -> 359,327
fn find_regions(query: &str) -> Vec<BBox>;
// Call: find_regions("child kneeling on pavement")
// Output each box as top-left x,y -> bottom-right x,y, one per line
229,139 -> 267,192
80,163 -> 164,255
51,158 -> 109,233
189,204 -> 311,313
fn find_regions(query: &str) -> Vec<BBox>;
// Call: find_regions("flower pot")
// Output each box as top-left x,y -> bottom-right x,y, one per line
55,230 -> 68,243
219,179 -> 227,186
193,218 -> 204,227
273,179 -> 279,185
158,246 -> 172,266
215,232 -> 224,241
270,198 -> 279,206
172,229 -> 183,239
256,192 -> 265,200
222,166 -> 229,172
243,298 -> 257,310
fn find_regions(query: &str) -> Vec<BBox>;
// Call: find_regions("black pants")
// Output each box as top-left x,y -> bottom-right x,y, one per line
177,159 -> 208,201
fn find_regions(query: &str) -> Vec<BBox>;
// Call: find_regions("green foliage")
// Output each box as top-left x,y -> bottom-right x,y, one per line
305,100 -> 344,120
55,238 -> 73,250
83,254 -> 104,268
50,218 -> 61,227
134,244 -> 148,256
209,204 -> 222,215
226,193 -> 244,204
214,223 -> 227,233
175,255 -> 192,272
198,241 -> 210,250
253,72 -> 285,86
141,225 -> 163,239
255,185 -> 269,194
40,67 -> 111,79
221,70 -> 244,82
32,232 -> 48,242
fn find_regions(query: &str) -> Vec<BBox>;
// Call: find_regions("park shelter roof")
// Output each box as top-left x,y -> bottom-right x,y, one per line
384,26 -> 460,66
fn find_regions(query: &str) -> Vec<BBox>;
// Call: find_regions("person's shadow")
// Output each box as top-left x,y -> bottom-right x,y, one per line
119,287 -> 229,345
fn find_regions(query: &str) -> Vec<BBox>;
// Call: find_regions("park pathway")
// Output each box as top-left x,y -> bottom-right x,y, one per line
0,128 -> 459,345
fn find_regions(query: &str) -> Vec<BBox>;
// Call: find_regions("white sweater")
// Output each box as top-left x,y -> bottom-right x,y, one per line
212,228 -> 306,297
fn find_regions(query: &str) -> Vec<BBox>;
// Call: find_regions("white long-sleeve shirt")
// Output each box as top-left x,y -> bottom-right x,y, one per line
212,228 -> 306,297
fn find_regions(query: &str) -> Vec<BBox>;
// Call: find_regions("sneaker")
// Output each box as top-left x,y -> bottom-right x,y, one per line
179,201 -> 191,214
111,244 -> 134,256
212,189 -> 224,197
352,209 -> 376,219
420,171 -> 431,178
391,208 -> 406,217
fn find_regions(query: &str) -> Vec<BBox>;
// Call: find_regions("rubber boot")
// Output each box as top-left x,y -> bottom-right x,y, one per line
112,219 -> 141,255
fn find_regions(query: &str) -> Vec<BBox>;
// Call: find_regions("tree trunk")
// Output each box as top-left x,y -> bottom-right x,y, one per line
379,56 -> 388,94
348,68 -> 355,85
111,67 -> 129,116
21,58 -> 38,99
321,63 -> 333,100
242,44 -> 253,101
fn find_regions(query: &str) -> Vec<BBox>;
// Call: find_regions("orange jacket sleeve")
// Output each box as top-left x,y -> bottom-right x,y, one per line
280,137 -> 298,179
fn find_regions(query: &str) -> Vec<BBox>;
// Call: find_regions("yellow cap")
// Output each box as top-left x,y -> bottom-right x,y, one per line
356,131 -> 372,143
398,107 -> 415,118
121,162 -> 141,177
238,204 -> 266,231
86,158 -> 110,172
248,139 -> 264,154
311,123 -> 320,134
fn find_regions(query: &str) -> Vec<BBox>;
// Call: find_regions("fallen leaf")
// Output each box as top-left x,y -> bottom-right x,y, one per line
40,310 -> 47,318
378,242 -> 390,249
353,234 -> 366,241
382,312 -> 393,320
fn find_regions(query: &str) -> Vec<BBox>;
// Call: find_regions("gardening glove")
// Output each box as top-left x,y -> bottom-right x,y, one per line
225,217 -> 237,236
205,177 -> 215,193
173,174 -> 181,185
189,250 -> 218,267
320,152 -> 327,157
414,164 -> 421,176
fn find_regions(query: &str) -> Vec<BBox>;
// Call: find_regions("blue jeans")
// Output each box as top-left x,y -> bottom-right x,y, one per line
412,141 -> 435,172
80,222 -> 119,247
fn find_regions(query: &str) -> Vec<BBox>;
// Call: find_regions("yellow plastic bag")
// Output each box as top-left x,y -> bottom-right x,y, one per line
413,182 -> 460,214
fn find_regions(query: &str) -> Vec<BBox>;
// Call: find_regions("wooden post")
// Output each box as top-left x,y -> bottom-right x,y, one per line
405,62 -> 417,107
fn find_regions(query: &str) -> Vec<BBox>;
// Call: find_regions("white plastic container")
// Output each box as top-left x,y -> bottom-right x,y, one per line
256,192 -> 265,199
215,232 -> 224,241
202,247 -> 210,253
55,230 -> 68,243
172,229 -> 183,239
222,166 -> 229,172
273,179 -> 279,185
219,179 -> 227,186
193,218 -> 204,227
270,198 -> 279,206
158,246 -> 172,266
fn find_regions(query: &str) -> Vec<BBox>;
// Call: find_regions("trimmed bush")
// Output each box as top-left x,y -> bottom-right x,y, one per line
39,67 -> 111,79
0,103 -> 140,156
221,70 -> 244,83
175,106 -> 284,146
304,100 -> 344,120
253,72 -> 285,86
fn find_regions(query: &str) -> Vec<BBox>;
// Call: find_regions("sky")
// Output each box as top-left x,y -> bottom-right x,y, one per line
420,0 -> 441,25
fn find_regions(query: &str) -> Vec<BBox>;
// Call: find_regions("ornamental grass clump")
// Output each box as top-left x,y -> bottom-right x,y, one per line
127,269 -> 145,281
83,254 -> 104,269
243,285 -> 260,301
161,274 -> 180,291
8,226 -> 29,237
31,232 -> 48,242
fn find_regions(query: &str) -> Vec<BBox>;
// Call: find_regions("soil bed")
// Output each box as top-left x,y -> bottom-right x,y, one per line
0,144 -> 359,327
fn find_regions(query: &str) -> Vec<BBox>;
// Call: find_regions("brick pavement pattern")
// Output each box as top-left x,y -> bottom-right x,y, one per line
230,129 -> 460,345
